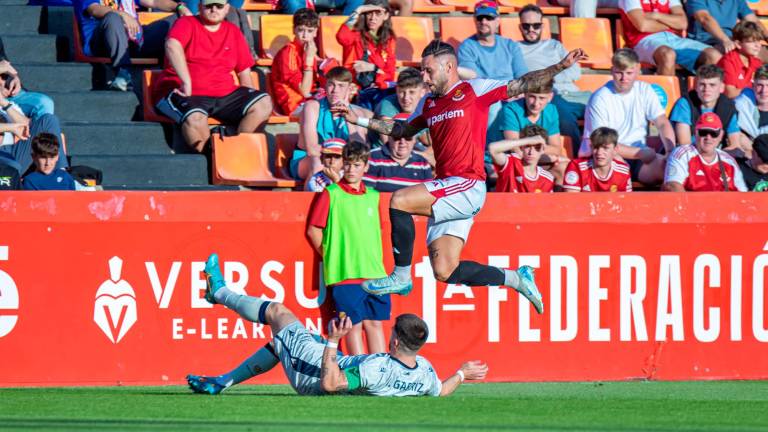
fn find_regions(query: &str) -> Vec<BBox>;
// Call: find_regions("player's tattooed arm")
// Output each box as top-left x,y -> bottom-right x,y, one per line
320,316 -> 353,393
506,48 -> 587,98
330,104 -> 420,139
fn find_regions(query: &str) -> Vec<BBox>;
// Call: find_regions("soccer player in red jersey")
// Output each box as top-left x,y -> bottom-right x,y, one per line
663,112 -> 747,192
563,127 -> 633,192
332,40 -> 586,314
489,124 -> 555,193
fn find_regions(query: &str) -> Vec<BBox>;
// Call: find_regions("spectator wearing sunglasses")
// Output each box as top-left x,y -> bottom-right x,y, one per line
663,112 -> 747,191
516,4 -> 586,154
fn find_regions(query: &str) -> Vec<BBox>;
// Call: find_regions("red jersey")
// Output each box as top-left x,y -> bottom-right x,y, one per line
271,38 -> 319,115
563,158 -> 633,192
718,50 -> 761,91
619,0 -> 682,48
409,80 -> 509,181
665,144 -> 747,191
336,24 -> 396,90
153,17 -> 253,102
494,153 -> 555,193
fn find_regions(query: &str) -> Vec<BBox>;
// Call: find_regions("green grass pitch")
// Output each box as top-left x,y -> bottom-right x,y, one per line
1,381 -> 766,431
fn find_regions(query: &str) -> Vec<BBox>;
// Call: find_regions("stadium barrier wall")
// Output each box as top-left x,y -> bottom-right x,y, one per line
1,192 -> 767,386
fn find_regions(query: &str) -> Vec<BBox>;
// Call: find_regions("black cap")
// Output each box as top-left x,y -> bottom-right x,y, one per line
754,134 -> 768,162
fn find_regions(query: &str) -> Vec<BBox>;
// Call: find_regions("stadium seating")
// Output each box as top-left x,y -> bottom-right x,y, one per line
439,16 -> 552,47
749,0 -> 768,15
242,0 -> 276,11
257,14 -> 294,66
72,12 -> 171,65
319,16 -> 433,67
413,0 -> 456,13
559,17 -> 613,69
212,132 -> 297,188
275,134 -> 303,187
142,70 -> 289,124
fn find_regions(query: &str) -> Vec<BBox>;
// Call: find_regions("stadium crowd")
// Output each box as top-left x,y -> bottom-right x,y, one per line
1,0 -> 768,191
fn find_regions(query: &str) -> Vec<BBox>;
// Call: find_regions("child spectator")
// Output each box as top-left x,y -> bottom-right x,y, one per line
336,0 -> 397,110
663,112 -> 747,191
735,66 -> 768,146
738,134 -> 768,190
489,124 -> 555,193
22,133 -> 76,191
374,68 -> 425,120
271,9 -> 324,116
564,127 -> 633,192
306,141 -> 390,355
718,21 -> 763,99
305,138 -> 345,192
294,66 -> 371,181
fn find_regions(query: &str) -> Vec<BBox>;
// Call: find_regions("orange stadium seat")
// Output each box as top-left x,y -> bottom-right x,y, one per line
439,16 -> 475,49
319,16 -> 347,62
560,135 -> 574,160
72,12 -> 171,64
242,0 -> 276,11
142,70 -> 289,124
257,14 -> 294,66
212,133 -> 297,188
573,73 -> 612,92
275,134 -> 302,186
413,0 -> 455,13
498,0 -> 566,14
499,16 -> 552,40
559,17 -> 613,69
749,0 -> 768,15
391,16 -> 434,66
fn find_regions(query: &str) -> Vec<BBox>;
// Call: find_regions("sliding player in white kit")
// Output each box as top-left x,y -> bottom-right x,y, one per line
333,40 -> 586,314
186,253 -> 488,396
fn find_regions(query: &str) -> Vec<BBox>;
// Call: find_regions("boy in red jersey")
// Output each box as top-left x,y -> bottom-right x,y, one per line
663,112 -> 747,191
332,40 -> 586,314
563,127 -> 633,192
489,124 -> 555,193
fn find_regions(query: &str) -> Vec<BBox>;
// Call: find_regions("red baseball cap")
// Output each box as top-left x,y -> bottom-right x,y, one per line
695,112 -> 723,131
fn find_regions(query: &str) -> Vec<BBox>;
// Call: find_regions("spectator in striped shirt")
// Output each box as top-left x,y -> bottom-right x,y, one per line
306,138 -> 346,192
364,125 -> 433,192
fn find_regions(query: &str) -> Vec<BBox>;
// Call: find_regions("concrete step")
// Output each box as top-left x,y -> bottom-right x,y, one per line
48,91 -> 138,122
14,63 -> 94,92
1,35 -> 57,63
0,6 -> 42,35
69,154 -> 210,187
62,122 -> 172,155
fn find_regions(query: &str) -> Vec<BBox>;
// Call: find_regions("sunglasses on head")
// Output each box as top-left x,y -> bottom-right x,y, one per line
521,22 -> 543,30
204,3 -> 225,10
697,128 -> 721,138
475,15 -> 496,22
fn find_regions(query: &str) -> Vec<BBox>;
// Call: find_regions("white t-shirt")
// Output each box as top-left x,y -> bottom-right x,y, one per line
580,80 -> 665,156
0,104 -> 24,146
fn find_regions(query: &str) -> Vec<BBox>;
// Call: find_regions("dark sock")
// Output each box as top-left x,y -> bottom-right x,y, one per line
446,261 -> 506,286
390,208 -> 415,267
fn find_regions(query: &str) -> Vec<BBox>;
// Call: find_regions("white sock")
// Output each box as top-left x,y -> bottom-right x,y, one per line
215,286 -> 269,323
504,269 -> 521,290
393,265 -> 412,280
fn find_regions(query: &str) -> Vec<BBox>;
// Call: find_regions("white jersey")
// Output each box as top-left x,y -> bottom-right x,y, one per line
343,353 -> 442,397
734,88 -> 768,139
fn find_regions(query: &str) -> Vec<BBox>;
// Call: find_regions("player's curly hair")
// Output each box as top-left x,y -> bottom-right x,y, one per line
394,314 -> 429,354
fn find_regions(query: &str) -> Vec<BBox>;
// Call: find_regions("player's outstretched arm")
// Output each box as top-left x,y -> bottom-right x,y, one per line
506,48 -> 588,99
330,103 -> 421,139
439,361 -> 488,397
320,316 -> 353,393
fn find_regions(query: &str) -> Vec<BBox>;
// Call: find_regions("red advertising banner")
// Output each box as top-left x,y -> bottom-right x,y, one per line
0,191 -> 767,386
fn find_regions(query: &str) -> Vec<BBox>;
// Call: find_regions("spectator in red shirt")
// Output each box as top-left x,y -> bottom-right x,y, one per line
718,21 -> 763,99
564,127 -> 633,192
489,124 -> 555,193
271,8 -> 325,116
153,0 -> 272,153
663,112 -> 747,191
336,0 -> 397,110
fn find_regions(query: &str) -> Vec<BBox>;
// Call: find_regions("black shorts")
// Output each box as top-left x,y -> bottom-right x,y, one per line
155,87 -> 268,125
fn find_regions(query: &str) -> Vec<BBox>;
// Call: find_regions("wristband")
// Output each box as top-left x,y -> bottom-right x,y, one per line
456,370 -> 465,382
356,117 -> 370,128
326,341 -> 338,349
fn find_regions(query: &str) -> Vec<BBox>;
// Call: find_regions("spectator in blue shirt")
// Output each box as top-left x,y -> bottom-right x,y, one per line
669,64 -> 741,150
22,133 -> 76,191
686,0 -> 768,62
